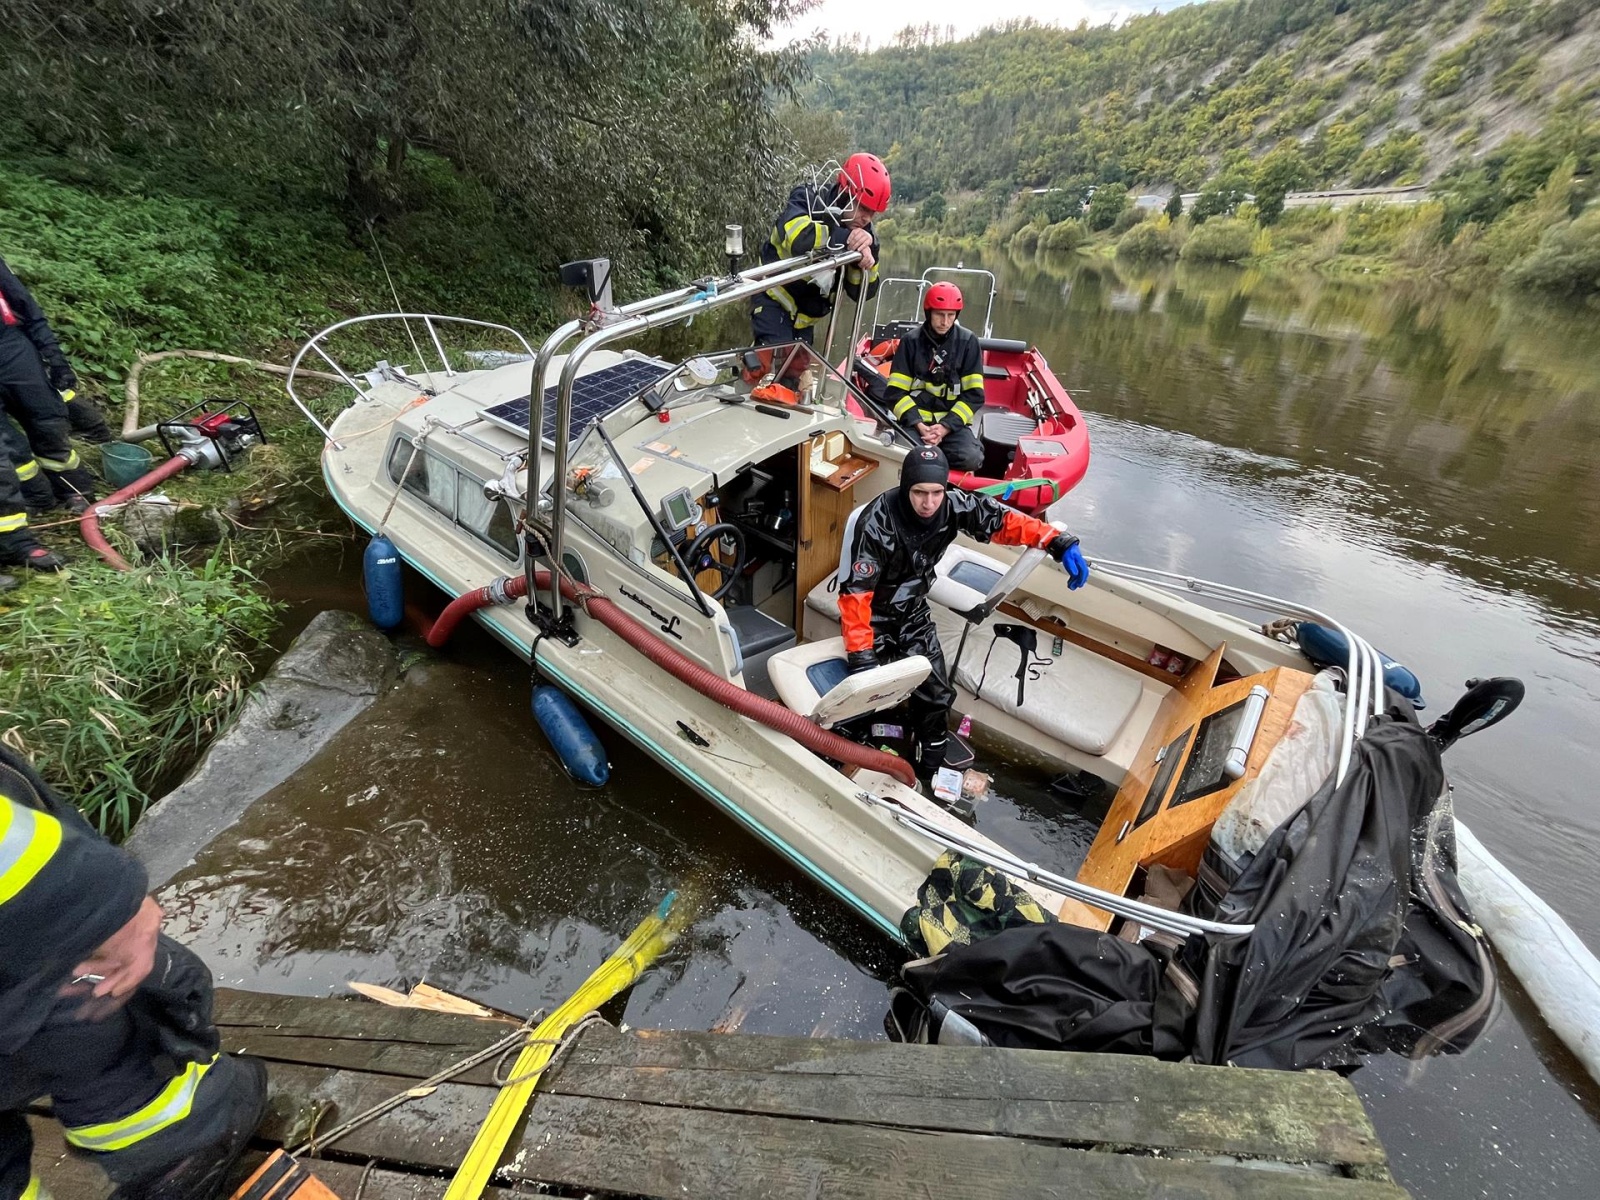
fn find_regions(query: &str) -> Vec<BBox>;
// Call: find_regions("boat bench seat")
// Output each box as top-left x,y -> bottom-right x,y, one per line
977,409 -> 1037,447
805,545 -> 1009,625
726,604 -> 797,695
768,637 -> 931,728
951,616 -> 1145,756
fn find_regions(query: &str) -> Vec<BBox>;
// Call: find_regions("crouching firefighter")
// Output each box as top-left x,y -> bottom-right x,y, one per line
1,745 -> 268,1200
838,446 -> 1091,791
886,282 -> 986,473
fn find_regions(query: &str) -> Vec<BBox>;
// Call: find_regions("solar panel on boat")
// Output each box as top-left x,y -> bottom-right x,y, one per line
480,358 -> 672,441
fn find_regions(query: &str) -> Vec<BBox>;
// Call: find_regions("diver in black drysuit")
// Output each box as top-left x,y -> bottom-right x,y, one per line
837,446 -> 1090,785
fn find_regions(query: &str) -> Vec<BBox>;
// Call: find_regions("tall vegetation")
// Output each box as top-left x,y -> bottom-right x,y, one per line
3,0 -> 812,279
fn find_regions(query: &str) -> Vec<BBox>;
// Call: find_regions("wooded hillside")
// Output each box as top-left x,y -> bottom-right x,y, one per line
809,0 -> 1599,202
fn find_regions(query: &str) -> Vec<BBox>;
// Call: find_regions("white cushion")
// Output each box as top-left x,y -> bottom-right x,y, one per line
951,619 -> 1143,755
806,572 -> 841,621
928,545 -> 1008,613
768,637 -> 931,728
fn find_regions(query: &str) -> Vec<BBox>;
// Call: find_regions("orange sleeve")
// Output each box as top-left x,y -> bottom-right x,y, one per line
992,509 -> 1058,549
838,591 -> 875,653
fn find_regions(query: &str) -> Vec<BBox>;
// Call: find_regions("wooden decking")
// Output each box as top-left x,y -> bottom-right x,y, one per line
32,988 -> 1409,1198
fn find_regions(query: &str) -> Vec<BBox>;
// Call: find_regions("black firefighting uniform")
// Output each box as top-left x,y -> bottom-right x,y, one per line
886,321 -> 986,472
838,490 -> 1060,777
0,746 -> 264,1200
750,183 -> 880,346
0,258 -> 98,530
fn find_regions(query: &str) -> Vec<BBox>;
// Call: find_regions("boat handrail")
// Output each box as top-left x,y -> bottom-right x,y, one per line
1094,559 -> 1386,785
286,313 -> 537,446
529,246 -> 871,627
855,790 -> 1256,940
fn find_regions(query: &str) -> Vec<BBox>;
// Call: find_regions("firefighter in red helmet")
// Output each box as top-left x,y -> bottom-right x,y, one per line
751,153 -> 891,347
884,281 -> 987,472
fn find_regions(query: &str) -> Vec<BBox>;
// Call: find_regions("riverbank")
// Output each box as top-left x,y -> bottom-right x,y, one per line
0,143 -> 563,831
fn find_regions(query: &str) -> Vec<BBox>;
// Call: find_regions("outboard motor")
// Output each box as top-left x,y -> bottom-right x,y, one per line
1428,677 -> 1525,752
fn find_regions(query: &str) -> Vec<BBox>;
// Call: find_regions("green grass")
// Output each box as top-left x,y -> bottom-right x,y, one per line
0,553 -> 280,839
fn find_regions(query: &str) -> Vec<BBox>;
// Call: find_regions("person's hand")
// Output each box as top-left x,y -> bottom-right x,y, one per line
846,227 -> 875,270
70,896 -> 162,1001
923,423 -> 947,445
1046,534 -> 1090,590
49,364 -> 78,393
847,648 -> 879,675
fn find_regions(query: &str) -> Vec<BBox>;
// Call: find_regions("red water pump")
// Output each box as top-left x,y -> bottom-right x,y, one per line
155,400 -> 267,470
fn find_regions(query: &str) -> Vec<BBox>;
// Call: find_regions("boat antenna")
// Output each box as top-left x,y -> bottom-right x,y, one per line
366,220 -> 432,380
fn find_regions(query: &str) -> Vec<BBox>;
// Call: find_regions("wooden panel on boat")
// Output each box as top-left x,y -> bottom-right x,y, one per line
794,435 -> 860,630
1068,649 -> 1315,931
996,600 -> 1180,687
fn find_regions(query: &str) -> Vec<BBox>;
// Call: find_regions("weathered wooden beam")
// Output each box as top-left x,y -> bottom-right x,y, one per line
510,1093 -> 1409,1200
542,1025 -> 1386,1166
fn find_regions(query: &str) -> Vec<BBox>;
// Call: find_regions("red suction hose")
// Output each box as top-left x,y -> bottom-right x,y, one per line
429,570 -> 920,787
79,455 -> 192,571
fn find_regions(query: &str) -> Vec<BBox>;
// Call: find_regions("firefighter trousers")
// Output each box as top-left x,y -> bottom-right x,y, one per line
0,937 -> 267,1200
0,332 -> 94,507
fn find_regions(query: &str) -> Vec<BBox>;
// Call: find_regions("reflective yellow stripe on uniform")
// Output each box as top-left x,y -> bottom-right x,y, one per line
793,312 -> 822,330
961,372 -> 985,391
0,793 -> 64,905
891,395 -> 918,420
64,1056 -> 218,1152
0,511 -> 27,534
772,215 -> 820,259
949,399 -> 976,426
765,285 -> 799,317
886,372 -> 914,393
37,450 -> 80,471
15,458 -> 39,480
21,1175 -> 50,1200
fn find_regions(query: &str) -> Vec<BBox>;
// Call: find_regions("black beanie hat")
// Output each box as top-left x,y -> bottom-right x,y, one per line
900,445 -> 950,493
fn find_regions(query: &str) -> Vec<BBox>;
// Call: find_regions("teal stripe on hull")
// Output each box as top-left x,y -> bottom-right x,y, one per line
324,463 -> 905,943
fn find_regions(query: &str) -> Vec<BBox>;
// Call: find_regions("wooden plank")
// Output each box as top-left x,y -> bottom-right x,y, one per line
997,600 -> 1181,686
27,1117 -> 113,1200
543,1027 -> 1388,1167
217,988 -> 510,1047
279,1158 -> 521,1200
257,1061 -> 494,1169
794,446 -> 858,630
512,1093 -> 1408,1200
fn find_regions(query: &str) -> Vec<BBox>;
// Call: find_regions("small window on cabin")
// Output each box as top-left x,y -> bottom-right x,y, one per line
1134,727 -> 1192,829
456,474 -> 519,560
388,437 -> 456,518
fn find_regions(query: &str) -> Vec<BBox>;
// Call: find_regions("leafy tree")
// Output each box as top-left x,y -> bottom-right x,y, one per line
1117,221 -> 1177,260
920,193 -> 949,223
1192,177 -> 1251,224
1253,145 -> 1311,223
1165,193 -> 1184,220
1180,217 -> 1256,262
1507,207 -> 1600,297
1086,183 -> 1129,232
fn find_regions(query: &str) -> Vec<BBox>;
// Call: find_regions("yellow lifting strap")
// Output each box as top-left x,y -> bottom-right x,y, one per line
443,891 -> 688,1200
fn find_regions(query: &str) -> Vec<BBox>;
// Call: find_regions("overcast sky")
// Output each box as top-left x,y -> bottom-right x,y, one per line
784,0 -> 1194,46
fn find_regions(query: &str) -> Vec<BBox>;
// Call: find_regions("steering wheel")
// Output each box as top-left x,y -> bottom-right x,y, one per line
679,522 -> 747,602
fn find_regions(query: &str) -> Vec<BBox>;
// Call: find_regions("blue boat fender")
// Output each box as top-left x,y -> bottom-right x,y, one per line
532,683 -> 611,786
363,534 -> 405,630
1294,621 -> 1425,709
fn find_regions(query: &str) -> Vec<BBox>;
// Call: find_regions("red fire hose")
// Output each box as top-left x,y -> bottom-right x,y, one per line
79,454 -> 192,571
429,571 -> 920,788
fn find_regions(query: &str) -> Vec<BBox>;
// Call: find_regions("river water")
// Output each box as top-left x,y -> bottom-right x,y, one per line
159,249 -> 1600,1197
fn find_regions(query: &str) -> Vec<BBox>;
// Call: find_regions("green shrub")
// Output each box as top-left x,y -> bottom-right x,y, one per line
1179,218 -> 1255,263
1110,206 -> 1147,236
0,555 -> 279,837
1086,183 -> 1129,232
1508,208 -> 1600,298
1011,223 -> 1043,252
1039,219 -> 1087,252
1116,222 -> 1177,261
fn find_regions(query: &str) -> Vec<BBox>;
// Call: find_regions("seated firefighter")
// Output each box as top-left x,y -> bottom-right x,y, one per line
838,446 -> 1090,788
885,282 -> 986,473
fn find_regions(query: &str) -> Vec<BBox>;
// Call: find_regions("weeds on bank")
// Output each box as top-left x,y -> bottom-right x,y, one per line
0,554 -> 280,839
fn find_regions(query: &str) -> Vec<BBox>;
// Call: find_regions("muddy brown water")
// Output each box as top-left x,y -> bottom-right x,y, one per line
160,251 -> 1600,1197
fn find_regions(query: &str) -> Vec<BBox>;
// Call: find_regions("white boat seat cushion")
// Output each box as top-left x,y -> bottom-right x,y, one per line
768,637 -> 931,728
952,621 -> 1144,755
806,572 -> 841,622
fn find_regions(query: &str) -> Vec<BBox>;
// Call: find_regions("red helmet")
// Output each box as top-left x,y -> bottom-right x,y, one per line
838,152 -> 892,214
924,282 -> 964,313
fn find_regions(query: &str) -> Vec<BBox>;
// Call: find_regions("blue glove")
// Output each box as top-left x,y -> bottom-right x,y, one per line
1045,533 -> 1090,590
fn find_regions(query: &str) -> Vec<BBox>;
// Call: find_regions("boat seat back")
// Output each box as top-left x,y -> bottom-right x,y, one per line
977,408 -> 1037,448
768,637 -> 932,728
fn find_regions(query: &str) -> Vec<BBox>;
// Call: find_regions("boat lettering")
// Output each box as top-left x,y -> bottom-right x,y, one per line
619,585 -> 683,640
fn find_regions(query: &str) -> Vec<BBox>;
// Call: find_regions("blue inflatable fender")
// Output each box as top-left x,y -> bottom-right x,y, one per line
363,534 -> 405,630
1295,622 -> 1425,710
532,684 -> 611,786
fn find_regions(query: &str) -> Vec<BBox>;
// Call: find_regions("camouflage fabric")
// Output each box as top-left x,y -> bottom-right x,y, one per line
900,851 -> 1055,956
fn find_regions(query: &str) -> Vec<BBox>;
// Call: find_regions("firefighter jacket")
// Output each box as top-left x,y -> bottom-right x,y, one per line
886,321 -> 985,431
0,258 -> 73,388
0,745 -> 147,1054
759,184 -> 881,333
838,489 -> 1060,653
